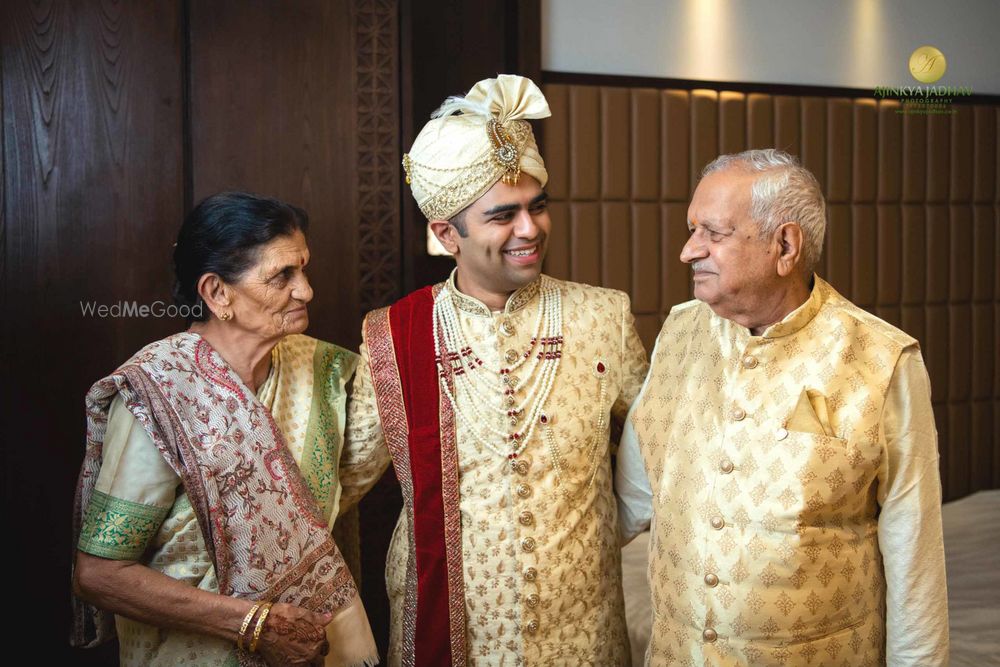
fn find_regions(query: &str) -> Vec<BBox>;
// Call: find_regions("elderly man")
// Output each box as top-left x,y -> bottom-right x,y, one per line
339,75 -> 648,666
616,149 -> 949,666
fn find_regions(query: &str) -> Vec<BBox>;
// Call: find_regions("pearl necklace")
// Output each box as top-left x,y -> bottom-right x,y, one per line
433,278 -> 563,459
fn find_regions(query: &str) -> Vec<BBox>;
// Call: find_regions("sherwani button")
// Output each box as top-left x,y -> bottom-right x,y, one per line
521,537 -> 536,552
730,407 -> 746,421
519,510 -> 534,526
523,567 -> 538,582
526,593 -> 540,608
704,573 -> 719,587
524,619 -> 539,634
719,459 -> 734,474
703,627 -> 718,642
710,516 -> 725,530
500,319 -> 516,337
742,355 -> 758,369
516,483 -> 532,498
512,459 -> 530,475
505,349 -> 519,364
776,427 -> 789,440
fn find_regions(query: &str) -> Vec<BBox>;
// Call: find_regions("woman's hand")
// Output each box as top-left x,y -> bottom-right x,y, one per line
256,602 -> 333,667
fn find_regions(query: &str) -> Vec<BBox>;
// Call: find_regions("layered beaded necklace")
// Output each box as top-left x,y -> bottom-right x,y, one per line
433,277 -> 563,459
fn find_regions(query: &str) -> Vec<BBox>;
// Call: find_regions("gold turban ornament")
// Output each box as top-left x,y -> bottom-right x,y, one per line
403,74 -> 551,221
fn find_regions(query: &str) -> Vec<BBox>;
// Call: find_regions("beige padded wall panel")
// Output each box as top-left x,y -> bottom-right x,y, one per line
631,203 -> 661,313
973,107 -> 996,201
972,402 -> 994,490
800,98 -> 827,192
747,93 -> 774,149
973,206 -> 996,301
719,91 -> 746,155
541,82 -> 1000,498
949,402 -> 971,499
631,90 -> 661,201
853,100 -> 878,203
852,205 -> 877,308
973,302 -> 995,399
877,205 -> 902,322
546,201 -> 570,280
602,202 -> 631,292
545,85 -> 570,200
570,87 -> 600,199
901,205 -> 927,305
926,205 -> 950,304
570,202 -> 601,285
950,206 -> 974,301
601,87 -> 630,200
774,96 -> 800,156
690,90 -> 719,191
927,114 -> 951,203
902,114 -> 927,203
951,106 -> 974,202
878,101 -> 903,202
825,204 -> 852,295
661,91 -> 690,201
827,99 -> 853,203
662,203 -> 691,308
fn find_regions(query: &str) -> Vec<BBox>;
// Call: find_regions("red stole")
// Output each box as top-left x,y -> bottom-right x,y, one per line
366,286 -> 466,667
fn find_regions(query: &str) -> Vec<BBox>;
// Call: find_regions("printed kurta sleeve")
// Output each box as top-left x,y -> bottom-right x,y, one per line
876,346 -> 949,667
612,291 -> 650,424
77,396 -> 179,560
338,336 -> 392,515
614,334 -> 660,545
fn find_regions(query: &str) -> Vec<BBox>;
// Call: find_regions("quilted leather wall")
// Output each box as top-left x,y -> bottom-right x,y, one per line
541,84 -> 999,500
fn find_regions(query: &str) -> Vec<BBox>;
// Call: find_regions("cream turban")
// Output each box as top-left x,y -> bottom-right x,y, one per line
403,74 -> 551,221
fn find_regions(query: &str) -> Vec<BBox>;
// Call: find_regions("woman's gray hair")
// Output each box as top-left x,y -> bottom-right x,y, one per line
701,149 -> 826,273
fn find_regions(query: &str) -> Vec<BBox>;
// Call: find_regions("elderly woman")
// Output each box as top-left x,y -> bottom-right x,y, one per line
71,192 -> 379,667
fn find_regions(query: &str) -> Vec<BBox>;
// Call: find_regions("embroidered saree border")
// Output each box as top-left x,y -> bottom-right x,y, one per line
77,489 -> 169,560
366,307 -> 419,667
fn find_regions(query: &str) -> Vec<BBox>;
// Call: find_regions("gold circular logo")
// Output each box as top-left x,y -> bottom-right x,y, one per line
909,46 -> 946,83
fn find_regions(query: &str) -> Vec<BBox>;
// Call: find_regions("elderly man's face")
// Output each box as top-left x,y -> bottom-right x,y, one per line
681,168 -> 780,320
451,175 -> 550,295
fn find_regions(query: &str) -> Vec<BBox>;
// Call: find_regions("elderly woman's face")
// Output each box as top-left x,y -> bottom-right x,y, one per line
228,229 -> 313,339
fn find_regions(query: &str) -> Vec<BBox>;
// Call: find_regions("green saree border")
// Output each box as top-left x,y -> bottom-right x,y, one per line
77,489 -> 169,560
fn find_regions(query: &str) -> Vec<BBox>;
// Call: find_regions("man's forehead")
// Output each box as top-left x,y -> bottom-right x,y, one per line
475,175 -> 544,209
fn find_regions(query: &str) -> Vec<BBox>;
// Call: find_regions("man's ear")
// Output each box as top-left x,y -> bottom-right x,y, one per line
430,220 -> 460,255
775,222 -> 804,277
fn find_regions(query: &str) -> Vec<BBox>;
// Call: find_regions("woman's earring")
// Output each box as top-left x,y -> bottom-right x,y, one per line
219,311 -> 233,321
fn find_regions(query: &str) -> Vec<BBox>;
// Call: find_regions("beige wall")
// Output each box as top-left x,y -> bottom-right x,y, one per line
542,0 -> 1000,94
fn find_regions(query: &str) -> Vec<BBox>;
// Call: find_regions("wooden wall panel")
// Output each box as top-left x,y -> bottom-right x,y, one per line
773,95 -> 800,156
661,91 -> 690,201
2,2 -> 184,663
601,87 -> 630,200
189,0 -> 362,347
631,89 -> 660,201
544,84 -> 570,200
542,80 -> 1000,499
570,86 -> 600,199
719,91 -> 746,155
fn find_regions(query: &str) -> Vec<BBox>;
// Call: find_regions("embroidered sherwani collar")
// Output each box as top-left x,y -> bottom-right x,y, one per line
444,268 -> 542,317
716,273 -> 827,342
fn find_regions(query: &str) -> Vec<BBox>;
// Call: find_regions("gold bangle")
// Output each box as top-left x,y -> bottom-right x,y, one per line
237,602 -> 262,651
249,602 -> 273,653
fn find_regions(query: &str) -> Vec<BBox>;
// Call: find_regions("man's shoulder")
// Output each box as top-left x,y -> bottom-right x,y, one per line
819,282 -> 918,350
550,276 -> 626,301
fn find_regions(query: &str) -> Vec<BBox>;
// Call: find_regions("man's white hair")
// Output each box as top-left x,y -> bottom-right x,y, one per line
701,149 -> 826,273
